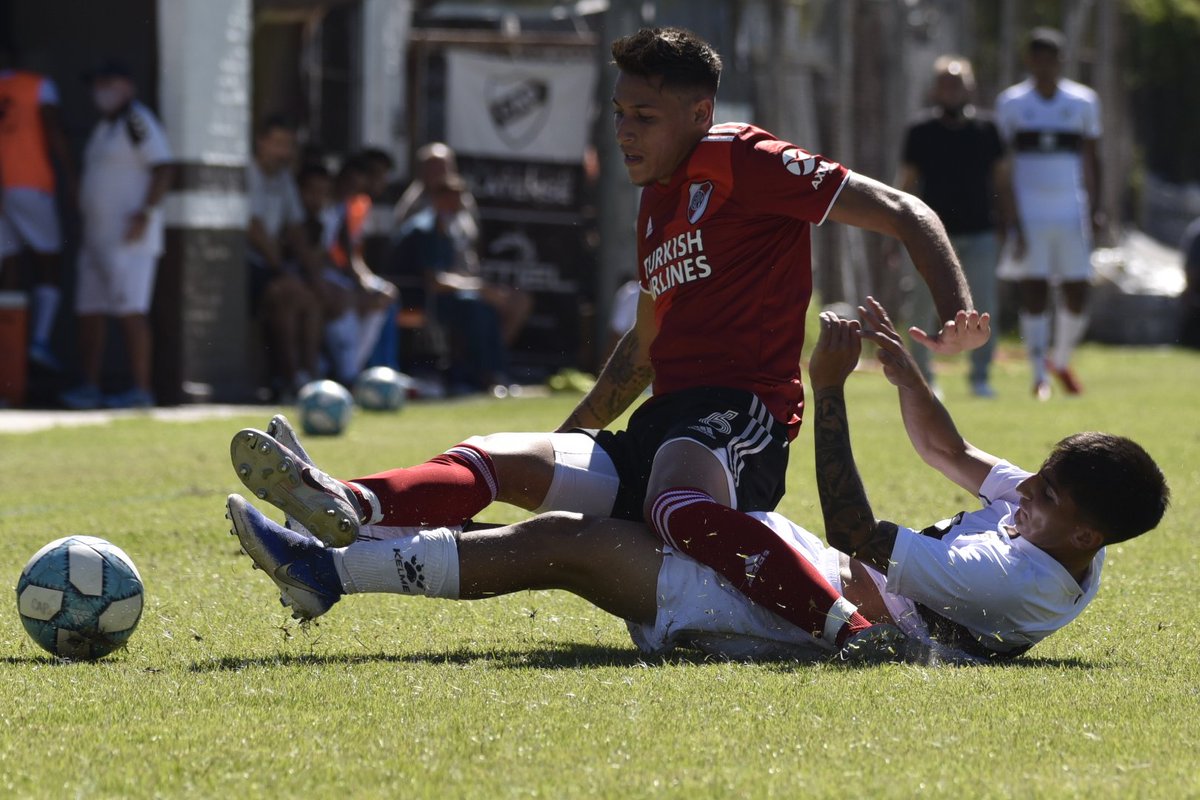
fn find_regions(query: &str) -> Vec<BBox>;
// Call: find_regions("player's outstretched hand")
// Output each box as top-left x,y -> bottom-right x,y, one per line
858,297 -> 926,391
808,310 -> 862,391
911,307 -> 991,355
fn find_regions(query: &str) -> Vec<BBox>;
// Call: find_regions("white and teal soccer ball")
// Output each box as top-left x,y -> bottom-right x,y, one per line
16,535 -> 144,660
298,379 -> 354,436
353,366 -> 410,412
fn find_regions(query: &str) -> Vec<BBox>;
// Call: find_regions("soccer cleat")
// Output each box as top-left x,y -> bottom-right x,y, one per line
1047,362 -> 1083,395
225,494 -> 341,621
1032,380 -> 1052,402
266,414 -> 313,466
230,428 -> 363,547
837,623 -> 926,664
104,387 -> 156,409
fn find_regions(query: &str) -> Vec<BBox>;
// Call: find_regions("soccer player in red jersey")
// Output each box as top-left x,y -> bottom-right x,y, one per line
232,27 -> 989,651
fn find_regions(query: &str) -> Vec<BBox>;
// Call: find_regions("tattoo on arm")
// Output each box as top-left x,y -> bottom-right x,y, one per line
813,388 -> 898,573
562,330 -> 653,429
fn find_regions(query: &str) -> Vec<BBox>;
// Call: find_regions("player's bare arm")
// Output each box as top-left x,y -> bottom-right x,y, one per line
858,297 -> 999,495
557,290 -> 655,431
826,173 -> 988,355
808,311 -> 898,573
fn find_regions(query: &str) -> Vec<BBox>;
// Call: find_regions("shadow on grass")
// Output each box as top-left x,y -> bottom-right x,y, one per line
188,642 -> 1100,673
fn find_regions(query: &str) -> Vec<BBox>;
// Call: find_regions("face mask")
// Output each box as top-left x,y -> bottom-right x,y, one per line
93,86 -> 128,114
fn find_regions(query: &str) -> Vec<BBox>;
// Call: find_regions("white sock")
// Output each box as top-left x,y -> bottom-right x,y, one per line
324,311 -> 360,383
31,284 -> 59,346
1052,308 -> 1088,370
354,309 -> 387,373
1019,311 -> 1050,383
330,529 -> 460,598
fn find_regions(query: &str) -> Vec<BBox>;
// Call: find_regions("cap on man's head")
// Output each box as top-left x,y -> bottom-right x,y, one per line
85,58 -> 133,81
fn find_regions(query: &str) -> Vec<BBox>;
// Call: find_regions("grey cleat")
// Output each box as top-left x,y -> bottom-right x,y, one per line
230,428 -> 363,547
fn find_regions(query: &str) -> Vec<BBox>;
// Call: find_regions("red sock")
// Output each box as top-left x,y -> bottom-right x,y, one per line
351,444 -> 498,527
649,488 -> 871,647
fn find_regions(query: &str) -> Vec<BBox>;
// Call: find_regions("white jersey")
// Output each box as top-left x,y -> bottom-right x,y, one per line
995,78 -> 1100,224
887,461 -> 1103,655
630,461 -> 1102,660
79,101 -> 172,252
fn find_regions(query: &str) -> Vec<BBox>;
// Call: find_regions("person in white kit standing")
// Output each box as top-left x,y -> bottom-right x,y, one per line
996,27 -> 1103,400
60,60 -> 173,410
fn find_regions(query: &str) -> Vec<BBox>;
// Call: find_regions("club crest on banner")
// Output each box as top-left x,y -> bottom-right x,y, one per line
486,76 -> 551,151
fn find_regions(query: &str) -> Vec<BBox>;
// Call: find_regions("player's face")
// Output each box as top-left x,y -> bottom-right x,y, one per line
1027,48 -> 1062,87
612,72 -> 711,186
1012,467 -> 1084,549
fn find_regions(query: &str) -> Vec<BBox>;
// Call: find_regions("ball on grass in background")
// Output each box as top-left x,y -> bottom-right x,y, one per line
16,535 -> 144,660
353,366 -> 410,411
298,379 -> 354,435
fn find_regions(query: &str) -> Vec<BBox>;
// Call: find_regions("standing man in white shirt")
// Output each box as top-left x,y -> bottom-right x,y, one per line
61,60 -> 173,410
996,28 -> 1103,400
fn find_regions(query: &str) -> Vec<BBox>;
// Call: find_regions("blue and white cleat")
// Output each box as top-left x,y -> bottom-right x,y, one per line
230,428 -> 364,547
225,494 -> 341,621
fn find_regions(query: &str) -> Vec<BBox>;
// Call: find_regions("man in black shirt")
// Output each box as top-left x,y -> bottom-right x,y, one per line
897,55 -> 1016,398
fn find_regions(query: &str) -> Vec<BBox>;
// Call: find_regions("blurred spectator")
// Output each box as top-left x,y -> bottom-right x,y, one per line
394,141 -> 478,226
895,54 -> 1013,398
996,27 -> 1103,400
393,175 -> 528,394
246,115 -> 322,401
60,60 -> 172,409
322,154 -> 398,384
0,43 -> 77,372
1181,216 -> 1200,349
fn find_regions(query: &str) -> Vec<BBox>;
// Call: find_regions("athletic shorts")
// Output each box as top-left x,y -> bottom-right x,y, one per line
0,188 -> 62,257
587,387 -> 790,522
997,217 -> 1093,283
75,243 -> 160,315
626,519 -> 840,660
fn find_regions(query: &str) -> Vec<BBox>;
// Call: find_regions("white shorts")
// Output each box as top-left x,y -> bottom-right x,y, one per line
75,243 -> 160,315
0,188 -> 62,257
626,520 -> 842,660
997,218 -> 1093,284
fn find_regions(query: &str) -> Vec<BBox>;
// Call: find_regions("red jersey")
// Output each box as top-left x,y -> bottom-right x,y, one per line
636,123 -> 850,432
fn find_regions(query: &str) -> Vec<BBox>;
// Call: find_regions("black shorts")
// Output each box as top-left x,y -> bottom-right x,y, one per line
584,387 -> 790,522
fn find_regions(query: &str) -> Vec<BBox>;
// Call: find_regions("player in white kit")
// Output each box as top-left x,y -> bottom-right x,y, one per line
996,28 -> 1103,399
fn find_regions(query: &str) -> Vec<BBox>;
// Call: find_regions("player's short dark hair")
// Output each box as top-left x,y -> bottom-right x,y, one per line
1044,432 -> 1170,545
1028,27 -> 1066,56
611,27 -> 722,96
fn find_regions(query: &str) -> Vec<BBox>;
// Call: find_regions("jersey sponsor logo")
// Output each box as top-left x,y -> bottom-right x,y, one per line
781,147 -> 817,176
687,409 -> 738,438
782,147 -> 836,189
687,180 -> 714,224
643,229 -> 710,298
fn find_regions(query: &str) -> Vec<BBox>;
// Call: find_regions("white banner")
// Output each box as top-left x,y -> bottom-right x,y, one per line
445,49 -> 596,163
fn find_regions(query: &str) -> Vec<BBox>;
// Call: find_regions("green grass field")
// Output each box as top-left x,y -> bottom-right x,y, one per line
1,342 -> 1198,798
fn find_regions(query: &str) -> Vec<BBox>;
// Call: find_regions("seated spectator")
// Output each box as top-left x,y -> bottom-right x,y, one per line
321,155 -> 398,385
393,175 -> 528,394
246,115 -> 322,400
393,142 -> 478,226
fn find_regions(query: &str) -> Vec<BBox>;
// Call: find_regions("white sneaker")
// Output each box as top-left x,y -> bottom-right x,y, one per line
230,428 -> 364,547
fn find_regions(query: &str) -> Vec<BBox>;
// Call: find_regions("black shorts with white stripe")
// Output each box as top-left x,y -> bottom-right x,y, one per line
582,387 -> 790,522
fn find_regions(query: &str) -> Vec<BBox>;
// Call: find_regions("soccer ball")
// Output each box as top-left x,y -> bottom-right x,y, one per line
16,535 -> 144,660
298,379 -> 354,436
353,366 -> 410,411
